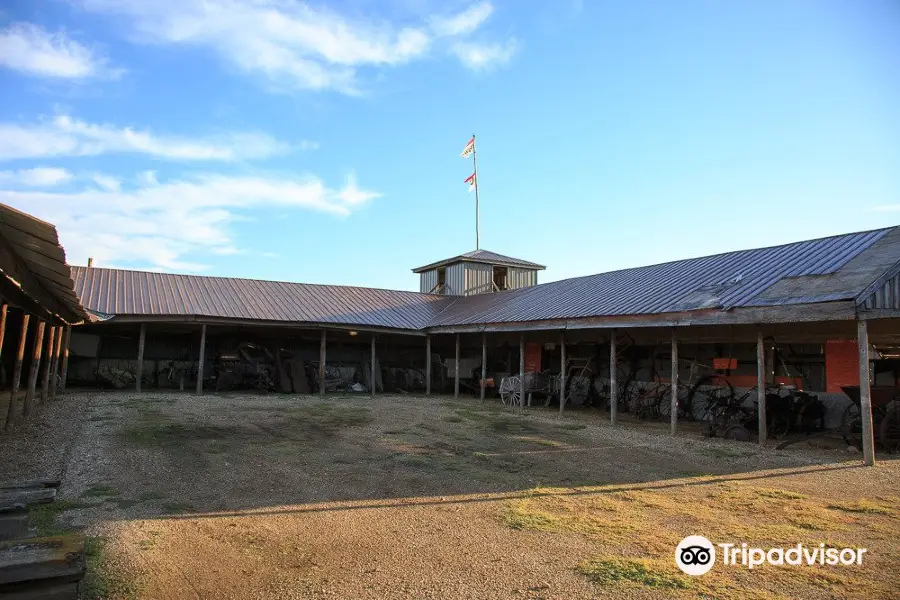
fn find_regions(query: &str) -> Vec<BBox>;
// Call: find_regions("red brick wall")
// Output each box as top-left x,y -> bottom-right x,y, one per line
525,343 -> 542,373
825,340 -> 859,393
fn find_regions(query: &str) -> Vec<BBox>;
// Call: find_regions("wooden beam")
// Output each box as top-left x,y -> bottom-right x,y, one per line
319,329 -> 326,395
425,334 -> 431,396
5,314 -> 29,430
40,326 -> 55,404
609,328 -> 617,425
136,323 -> 146,393
670,331 -> 678,436
480,332 -> 487,401
0,305 -> 7,364
59,325 -> 71,392
858,320 -> 875,466
454,333 -> 460,400
370,335 -> 376,397
519,333 -> 525,411
757,329 -> 767,447
196,324 -> 206,395
23,321 -> 45,418
50,325 -> 63,400
559,332 -> 566,413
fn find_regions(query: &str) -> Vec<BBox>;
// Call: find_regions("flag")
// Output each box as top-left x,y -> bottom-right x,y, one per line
465,172 -> 476,193
460,136 -> 475,158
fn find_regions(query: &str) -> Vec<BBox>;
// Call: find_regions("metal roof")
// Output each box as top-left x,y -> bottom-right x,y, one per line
70,267 -> 453,331
412,249 -> 546,273
0,204 -> 88,324
69,226 -> 900,332
428,227 -> 900,327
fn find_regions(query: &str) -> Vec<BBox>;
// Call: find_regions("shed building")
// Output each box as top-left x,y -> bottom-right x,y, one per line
412,249 -> 545,295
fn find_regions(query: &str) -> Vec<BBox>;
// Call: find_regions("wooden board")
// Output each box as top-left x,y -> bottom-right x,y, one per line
0,514 -> 30,541
0,535 -> 85,586
0,481 -> 60,491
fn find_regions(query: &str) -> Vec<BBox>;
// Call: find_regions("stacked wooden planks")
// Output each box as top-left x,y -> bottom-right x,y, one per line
0,480 -> 85,599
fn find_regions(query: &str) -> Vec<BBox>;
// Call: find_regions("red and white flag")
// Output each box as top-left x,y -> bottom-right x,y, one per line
464,172 -> 476,193
460,136 -> 475,158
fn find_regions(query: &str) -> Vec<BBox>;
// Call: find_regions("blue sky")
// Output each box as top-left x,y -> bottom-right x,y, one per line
1,1 -> 898,292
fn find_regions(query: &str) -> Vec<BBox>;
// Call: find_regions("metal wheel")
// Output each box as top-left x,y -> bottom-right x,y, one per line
499,376 -> 522,406
723,425 -> 751,442
879,406 -> 900,453
841,403 -> 862,449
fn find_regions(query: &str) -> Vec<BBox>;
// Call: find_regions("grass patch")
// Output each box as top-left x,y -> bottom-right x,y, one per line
827,500 -> 894,515
555,423 -> 587,431
576,557 -> 690,590
28,499 -> 86,536
442,415 -> 465,423
755,488 -> 808,500
490,419 -> 537,434
161,502 -> 196,513
81,536 -> 141,600
82,484 -> 120,498
503,502 -> 561,531
513,435 -> 563,447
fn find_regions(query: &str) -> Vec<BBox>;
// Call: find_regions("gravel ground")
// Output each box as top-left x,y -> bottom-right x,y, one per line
0,390 -> 891,599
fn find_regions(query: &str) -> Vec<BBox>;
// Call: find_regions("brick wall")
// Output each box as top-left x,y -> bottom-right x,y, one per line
825,340 -> 858,393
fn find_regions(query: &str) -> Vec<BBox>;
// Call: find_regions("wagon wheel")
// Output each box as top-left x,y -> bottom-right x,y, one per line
499,376 -> 522,406
879,407 -> 900,453
841,403 -> 863,450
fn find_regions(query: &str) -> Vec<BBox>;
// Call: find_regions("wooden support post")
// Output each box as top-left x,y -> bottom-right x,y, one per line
757,329 -> 767,446
454,333 -> 460,400
480,333 -> 487,401
59,325 -> 71,392
40,326 -> 56,404
559,332 -> 566,413
196,324 -> 206,395
370,335 -> 376,397
610,328 -> 617,425
24,321 -> 45,418
0,304 -> 7,361
50,326 -> 63,400
519,334 -> 525,410
425,335 -> 431,396
319,329 -> 326,395
136,323 -> 146,393
5,314 -> 29,429
858,320 -> 875,466
670,331 -> 678,436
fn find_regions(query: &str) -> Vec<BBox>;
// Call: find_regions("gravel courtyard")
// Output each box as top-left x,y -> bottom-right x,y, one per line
1,391 -> 897,599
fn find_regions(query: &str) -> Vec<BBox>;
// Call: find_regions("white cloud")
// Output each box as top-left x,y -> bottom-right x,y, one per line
0,171 -> 380,271
430,2 -> 494,37
0,167 -> 73,187
91,173 -> 121,191
451,38 -> 518,71
0,22 -> 115,79
76,0 -> 512,92
0,115 -> 297,162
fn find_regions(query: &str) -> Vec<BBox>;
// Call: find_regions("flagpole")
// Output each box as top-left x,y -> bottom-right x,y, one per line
472,134 -> 480,250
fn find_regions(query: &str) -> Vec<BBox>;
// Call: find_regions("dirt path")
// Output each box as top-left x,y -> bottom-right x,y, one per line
1,391 -> 895,599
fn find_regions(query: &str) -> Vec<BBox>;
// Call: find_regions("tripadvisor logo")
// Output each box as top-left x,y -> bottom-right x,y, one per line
675,535 -> 867,575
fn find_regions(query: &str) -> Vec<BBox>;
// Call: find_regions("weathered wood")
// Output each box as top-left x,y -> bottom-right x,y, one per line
0,535 -> 85,586
318,329 -> 326,395
425,335 -> 431,396
0,305 -> 8,364
3,580 -> 80,600
559,332 -> 566,413
519,334 -> 525,411
49,327 -> 63,400
0,480 -> 60,491
23,321 -> 45,418
0,513 -> 29,542
5,315 -> 29,430
135,323 -> 146,393
58,326 -> 71,393
670,331 -> 678,436
609,329 -> 617,425
480,332 -> 486,401
757,329 -> 767,446
0,488 -> 56,514
858,320 -> 875,466
370,336 -> 376,397
196,324 -> 206,395
453,334 -> 460,400
39,327 -> 55,405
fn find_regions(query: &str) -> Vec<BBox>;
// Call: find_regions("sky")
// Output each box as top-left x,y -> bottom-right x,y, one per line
0,0 -> 899,292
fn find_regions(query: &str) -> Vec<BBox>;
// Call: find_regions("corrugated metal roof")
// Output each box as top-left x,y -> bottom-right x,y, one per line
69,226 -> 900,331
71,267 -> 453,330
428,227 -> 899,327
412,249 -> 546,273
0,204 -> 88,324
